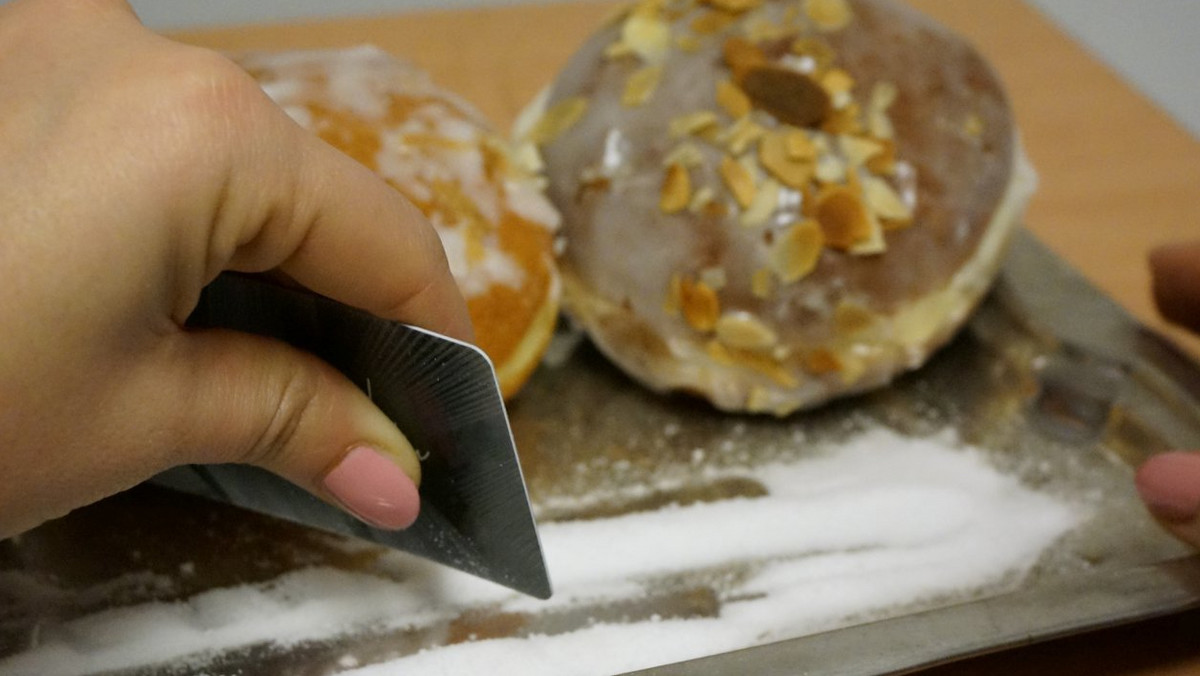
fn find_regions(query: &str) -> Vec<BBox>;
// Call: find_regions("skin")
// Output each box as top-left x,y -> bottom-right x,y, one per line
1137,240 -> 1200,547
0,0 -> 472,538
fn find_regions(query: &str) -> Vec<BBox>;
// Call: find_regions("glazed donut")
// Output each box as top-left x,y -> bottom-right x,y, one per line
234,46 -> 561,399
522,0 -> 1036,415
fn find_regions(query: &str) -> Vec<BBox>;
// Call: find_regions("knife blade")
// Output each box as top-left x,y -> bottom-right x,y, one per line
154,272 -> 551,599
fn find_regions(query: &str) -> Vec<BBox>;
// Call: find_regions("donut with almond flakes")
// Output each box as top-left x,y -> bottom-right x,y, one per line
521,0 -> 1036,415
234,46 -> 562,400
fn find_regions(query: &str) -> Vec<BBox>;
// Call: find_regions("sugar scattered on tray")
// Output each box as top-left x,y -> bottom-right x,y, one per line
0,427 -> 1090,675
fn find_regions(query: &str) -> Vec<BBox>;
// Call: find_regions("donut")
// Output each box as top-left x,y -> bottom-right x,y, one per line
520,0 -> 1036,415
234,46 -> 561,399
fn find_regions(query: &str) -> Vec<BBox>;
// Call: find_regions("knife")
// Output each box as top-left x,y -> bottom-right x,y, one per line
153,272 -> 551,599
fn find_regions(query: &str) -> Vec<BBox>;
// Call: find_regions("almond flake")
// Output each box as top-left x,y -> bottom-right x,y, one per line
759,132 -> 816,189
822,101 -> 863,135
722,37 -> 768,79
722,116 -> 766,155
715,311 -> 778,351
789,37 -> 836,72
820,68 -> 855,96
769,219 -> 824,282
814,150 -> 847,184
716,79 -> 752,119
659,162 -> 692,213
680,277 -> 721,331
720,155 -> 758,208
805,347 -> 843,374
815,185 -> 872,249
862,175 -> 913,224
784,129 -> 818,160
834,301 -> 876,334
689,185 -> 717,213
701,0 -> 764,14
739,66 -> 831,128
839,135 -> 883,167
804,0 -> 853,31
530,97 -> 588,145
669,110 -> 721,138
739,177 -> 780,227
663,141 -> 705,168
623,64 -> 664,106
622,11 -> 672,64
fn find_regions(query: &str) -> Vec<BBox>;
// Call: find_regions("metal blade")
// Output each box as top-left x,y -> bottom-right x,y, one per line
155,272 -> 551,599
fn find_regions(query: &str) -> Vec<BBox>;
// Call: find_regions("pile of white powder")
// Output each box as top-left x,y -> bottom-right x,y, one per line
0,427 -> 1088,675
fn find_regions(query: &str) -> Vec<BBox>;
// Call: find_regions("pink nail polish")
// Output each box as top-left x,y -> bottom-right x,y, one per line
1136,452 -> 1200,522
323,446 -> 420,530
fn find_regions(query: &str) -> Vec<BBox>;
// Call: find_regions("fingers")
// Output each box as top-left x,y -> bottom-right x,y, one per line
1149,240 -> 1200,335
157,329 -> 423,530
195,65 -> 474,344
1136,452 -> 1200,549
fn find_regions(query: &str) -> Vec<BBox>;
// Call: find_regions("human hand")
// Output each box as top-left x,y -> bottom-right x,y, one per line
0,0 -> 472,537
1135,240 -> 1200,546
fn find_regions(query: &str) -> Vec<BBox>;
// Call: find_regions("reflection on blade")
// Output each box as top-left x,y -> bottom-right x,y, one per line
157,272 -> 551,599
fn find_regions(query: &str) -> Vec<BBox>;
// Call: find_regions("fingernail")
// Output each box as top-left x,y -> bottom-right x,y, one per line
1136,452 -> 1200,522
323,445 -> 420,530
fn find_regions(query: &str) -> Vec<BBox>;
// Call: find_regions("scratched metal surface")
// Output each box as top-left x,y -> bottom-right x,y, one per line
2,230 -> 1199,675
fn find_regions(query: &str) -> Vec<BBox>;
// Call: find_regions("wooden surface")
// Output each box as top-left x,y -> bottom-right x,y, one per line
175,2 -> 1200,673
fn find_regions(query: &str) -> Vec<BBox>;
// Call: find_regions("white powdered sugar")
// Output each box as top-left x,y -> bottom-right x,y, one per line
0,427 -> 1089,676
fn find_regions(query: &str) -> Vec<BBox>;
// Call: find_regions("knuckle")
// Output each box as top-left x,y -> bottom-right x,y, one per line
240,357 -> 325,469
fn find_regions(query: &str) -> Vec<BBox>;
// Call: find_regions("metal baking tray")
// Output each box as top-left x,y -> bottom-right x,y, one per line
2,230 -> 1200,675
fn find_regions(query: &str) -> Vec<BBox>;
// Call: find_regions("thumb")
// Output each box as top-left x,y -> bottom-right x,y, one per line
161,328 -> 423,530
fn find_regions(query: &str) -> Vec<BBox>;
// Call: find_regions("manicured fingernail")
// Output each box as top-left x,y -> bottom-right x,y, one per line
323,445 -> 420,530
1136,452 -> 1200,522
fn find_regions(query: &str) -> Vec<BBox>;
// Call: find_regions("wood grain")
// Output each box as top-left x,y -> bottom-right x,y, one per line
172,3 -> 1200,673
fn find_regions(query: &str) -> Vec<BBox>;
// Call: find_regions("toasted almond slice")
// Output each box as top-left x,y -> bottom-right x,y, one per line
848,207 -> 887,255
681,277 -> 721,331
821,68 -> 855,97
769,218 -> 824,282
862,175 -> 913,224
623,64 -> 664,106
739,177 -> 780,227
834,300 -> 877,334
722,36 -> 768,79
822,101 -> 863,135
530,97 -> 588,145
815,185 -> 872,249
840,135 -> 884,167
723,116 -> 766,155
720,155 -> 758,208
689,185 -> 717,213
784,128 -> 818,160
964,112 -> 985,137
789,36 -> 836,72
805,347 -> 843,374
759,132 -> 816,189
751,267 -> 775,299
804,0 -> 853,31
716,311 -> 778,351
660,162 -> 692,213
663,141 -> 706,168
716,79 -> 752,119
702,0 -> 764,13
669,110 -> 721,138
622,10 -> 672,63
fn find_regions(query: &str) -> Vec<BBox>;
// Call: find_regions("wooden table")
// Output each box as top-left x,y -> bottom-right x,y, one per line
176,2 -> 1200,673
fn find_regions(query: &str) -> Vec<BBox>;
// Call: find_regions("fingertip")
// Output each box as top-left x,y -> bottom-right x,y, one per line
322,445 -> 421,530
